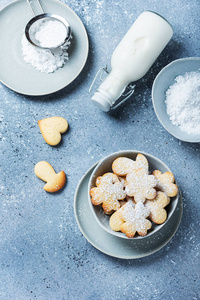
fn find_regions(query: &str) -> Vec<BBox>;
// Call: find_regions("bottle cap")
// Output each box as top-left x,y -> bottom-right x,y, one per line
91,90 -> 112,112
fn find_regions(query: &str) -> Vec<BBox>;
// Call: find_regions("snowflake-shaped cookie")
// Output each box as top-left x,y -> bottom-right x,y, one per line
153,170 -> 178,197
112,154 -> 149,176
125,168 -> 157,203
145,191 -> 170,224
119,201 -> 152,237
90,173 -> 126,214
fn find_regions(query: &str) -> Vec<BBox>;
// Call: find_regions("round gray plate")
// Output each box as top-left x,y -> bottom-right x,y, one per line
74,163 -> 183,259
152,57 -> 200,143
0,0 -> 89,96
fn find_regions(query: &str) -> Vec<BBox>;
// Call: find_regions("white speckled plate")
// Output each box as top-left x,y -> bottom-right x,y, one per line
0,0 -> 88,95
152,57 -> 200,143
74,163 -> 183,259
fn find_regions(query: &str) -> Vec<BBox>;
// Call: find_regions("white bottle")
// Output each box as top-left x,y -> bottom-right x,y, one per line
91,11 -> 173,112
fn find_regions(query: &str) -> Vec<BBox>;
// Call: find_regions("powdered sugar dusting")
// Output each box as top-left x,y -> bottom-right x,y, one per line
122,202 -> 149,222
145,191 -> 170,224
112,154 -> 149,176
153,170 -> 178,198
90,173 -> 126,212
125,168 -> 157,203
120,202 -> 151,235
96,173 -> 126,201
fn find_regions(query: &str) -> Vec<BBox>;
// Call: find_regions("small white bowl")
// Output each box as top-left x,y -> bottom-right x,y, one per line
88,150 -> 179,239
152,57 -> 200,143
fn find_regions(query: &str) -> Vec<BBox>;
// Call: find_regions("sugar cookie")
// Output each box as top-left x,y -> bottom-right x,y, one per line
153,170 -> 178,197
38,117 -> 68,146
126,168 -> 157,203
110,198 -> 135,231
118,176 -> 127,188
109,210 -> 125,231
119,201 -> 152,238
34,161 -> 66,192
112,154 -> 149,176
145,191 -> 170,224
90,173 -> 126,214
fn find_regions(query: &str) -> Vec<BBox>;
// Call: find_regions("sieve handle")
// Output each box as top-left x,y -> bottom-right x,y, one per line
26,0 -> 45,16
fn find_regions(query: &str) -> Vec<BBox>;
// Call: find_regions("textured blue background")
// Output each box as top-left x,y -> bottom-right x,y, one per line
0,0 -> 199,299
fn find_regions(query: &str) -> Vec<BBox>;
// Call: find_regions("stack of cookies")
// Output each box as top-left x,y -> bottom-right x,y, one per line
90,154 -> 178,238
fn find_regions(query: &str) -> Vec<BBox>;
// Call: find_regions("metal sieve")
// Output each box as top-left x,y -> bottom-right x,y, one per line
25,0 -> 71,49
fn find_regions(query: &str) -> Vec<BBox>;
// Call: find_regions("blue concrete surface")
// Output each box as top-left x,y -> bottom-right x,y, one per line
0,0 -> 199,299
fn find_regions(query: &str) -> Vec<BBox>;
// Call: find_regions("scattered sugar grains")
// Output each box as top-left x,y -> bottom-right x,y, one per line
165,71 -> 200,135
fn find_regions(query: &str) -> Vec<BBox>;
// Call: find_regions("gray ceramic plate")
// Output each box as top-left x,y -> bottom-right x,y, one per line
152,57 -> 200,143
88,150 -> 179,240
74,162 -> 182,259
0,0 -> 88,95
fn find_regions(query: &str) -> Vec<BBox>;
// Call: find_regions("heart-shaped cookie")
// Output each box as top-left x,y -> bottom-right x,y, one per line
38,117 -> 68,146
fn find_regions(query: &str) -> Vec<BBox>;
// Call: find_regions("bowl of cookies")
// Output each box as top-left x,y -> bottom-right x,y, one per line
88,150 -> 179,239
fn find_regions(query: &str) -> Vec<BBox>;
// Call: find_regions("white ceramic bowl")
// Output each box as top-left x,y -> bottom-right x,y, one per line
88,150 -> 179,239
152,57 -> 200,143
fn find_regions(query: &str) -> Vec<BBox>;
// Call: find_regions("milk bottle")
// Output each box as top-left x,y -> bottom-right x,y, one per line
91,11 -> 173,111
